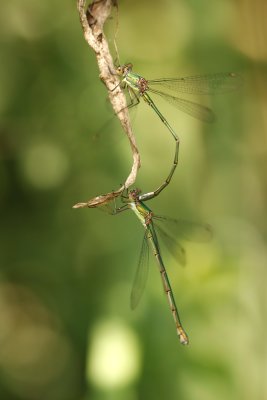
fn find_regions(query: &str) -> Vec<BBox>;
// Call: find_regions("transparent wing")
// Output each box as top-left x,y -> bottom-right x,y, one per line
130,233 -> 150,310
155,224 -> 186,266
153,215 -> 213,243
148,73 -> 243,95
148,88 -> 215,122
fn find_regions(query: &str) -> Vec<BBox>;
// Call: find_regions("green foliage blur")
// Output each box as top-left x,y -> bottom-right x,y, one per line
0,1 -> 266,399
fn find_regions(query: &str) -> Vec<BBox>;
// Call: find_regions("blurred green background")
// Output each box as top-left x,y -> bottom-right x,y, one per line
0,0 -> 266,399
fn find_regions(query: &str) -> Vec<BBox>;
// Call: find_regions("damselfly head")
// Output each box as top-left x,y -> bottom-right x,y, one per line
128,188 -> 141,200
116,63 -> 133,77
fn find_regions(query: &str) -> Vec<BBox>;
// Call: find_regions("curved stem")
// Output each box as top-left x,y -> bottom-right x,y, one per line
75,0 -> 141,208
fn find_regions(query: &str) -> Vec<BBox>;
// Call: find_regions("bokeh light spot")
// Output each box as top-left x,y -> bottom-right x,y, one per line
20,142 -> 69,190
0,283 -> 73,399
87,319 -> 141,390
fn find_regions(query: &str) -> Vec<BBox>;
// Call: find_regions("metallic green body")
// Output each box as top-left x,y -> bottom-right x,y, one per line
127,189 -> 189,345
116,64 -> 179,199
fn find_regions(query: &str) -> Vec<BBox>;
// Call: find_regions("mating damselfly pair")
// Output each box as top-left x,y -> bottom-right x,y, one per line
75,62 -> 241,345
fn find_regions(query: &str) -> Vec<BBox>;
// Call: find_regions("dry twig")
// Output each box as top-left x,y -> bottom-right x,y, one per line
73,0 -> 140,209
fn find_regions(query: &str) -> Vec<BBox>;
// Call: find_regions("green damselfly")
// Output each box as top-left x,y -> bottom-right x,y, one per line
116,64 -> 242,196
114,187 -> 212,345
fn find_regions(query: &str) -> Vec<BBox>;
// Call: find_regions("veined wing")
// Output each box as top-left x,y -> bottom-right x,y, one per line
153,215 -> 213,243
148,72 -> 243,95
155,223 -> 186,266
148,88 -> 215,122
130,233 -> 150,310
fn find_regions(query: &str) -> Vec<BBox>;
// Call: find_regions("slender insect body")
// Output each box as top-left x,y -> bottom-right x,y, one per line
125,189 -> 189,345
112,61 -> 237,344
145,218 -> 189,345
115,63 -> 185,197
